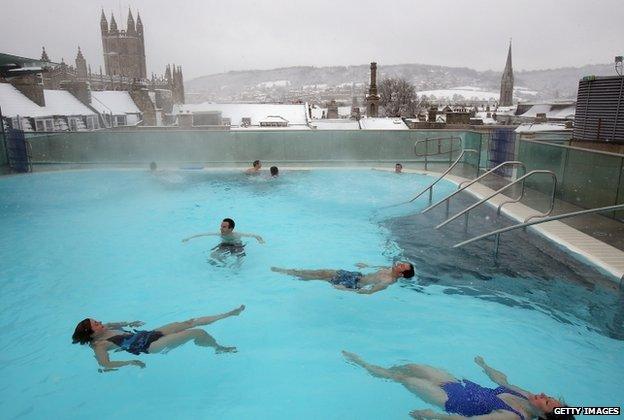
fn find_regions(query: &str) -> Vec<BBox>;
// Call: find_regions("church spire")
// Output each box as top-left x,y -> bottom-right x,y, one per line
499,40 -> 514,107
41,46 -> 50,62
127,8 -> 136,35
109,12 -> 118,33
100,9 -> 108,34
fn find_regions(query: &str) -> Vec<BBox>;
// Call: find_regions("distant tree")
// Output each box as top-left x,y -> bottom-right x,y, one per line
378,77 -> 418,117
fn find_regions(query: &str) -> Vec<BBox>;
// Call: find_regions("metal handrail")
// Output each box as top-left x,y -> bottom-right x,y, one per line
414,136 -> 462,171
421,161 -> 527,214
408,148 -> 479,203
453,203 -> 624,257
435,170 -> 558,231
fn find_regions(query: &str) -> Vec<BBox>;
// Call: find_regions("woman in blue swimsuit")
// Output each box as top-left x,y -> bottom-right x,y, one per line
72,305 -> 245,371
342,351 -> 573,420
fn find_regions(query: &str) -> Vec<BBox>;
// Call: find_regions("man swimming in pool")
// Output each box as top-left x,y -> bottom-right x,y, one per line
245,160 -> 262,174
182,218 -> 265,266
271,261 -> 414,294
72,305 -> 245,371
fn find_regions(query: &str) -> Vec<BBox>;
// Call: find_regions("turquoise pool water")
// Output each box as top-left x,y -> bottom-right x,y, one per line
0,169 -> 622,419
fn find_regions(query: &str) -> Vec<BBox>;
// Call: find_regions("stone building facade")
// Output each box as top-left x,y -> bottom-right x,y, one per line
39,10 -> 184,106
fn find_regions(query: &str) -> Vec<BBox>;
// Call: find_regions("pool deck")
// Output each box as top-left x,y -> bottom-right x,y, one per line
377,166 -> 624,284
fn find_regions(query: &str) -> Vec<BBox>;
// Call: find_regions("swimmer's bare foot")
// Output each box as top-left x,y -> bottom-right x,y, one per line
216,345 -> 237,354
229,305 -> 245,316
271,266 -> 284,273
342,350 -> 364,365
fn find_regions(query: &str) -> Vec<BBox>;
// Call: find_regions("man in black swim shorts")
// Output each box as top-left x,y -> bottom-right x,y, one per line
270,262 -> 415,294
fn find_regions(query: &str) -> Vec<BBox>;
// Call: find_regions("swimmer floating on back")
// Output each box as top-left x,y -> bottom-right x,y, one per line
342,352 -> 574,420
72,305 -> 245,371
271,261 -> 414,294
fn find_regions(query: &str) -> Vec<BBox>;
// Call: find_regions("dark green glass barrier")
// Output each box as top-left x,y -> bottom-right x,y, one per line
24,129 -> 484,167
519,139 -> 624,221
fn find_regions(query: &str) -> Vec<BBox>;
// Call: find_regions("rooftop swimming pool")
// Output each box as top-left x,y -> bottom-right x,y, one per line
0,169 -> 622,418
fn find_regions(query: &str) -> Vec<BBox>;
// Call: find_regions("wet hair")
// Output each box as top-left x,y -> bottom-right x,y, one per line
395,163 -> 402,167
72,318 -> 94,345
222,218 -> 235,229
402,263 -> 415,279
252,160 -> 261,168
150,161 -> 157,171
270,166 -> 279,176
540,407 -> 575,420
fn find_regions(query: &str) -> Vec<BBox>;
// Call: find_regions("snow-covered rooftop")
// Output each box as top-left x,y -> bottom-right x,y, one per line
359,117 -> 408,130
91,91 -> 141,115
515,123 -> 572,133
43,90 -> 96,116
518,104 -> 576,120
310,119 -> 360,130
173,103 -> 308,126
0,83 -> 45,117
0,83 -> 96,118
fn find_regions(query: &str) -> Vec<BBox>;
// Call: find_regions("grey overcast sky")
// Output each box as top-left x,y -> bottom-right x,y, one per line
0,0 -> 622,80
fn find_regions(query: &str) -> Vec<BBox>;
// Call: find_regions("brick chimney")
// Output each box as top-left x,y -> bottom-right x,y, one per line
10,74 -> 45,106
60,80 -> 91,106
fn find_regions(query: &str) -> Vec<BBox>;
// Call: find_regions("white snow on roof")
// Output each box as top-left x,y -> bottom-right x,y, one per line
518,104 -> 576,120
260,115 -> 288,123
0,83 -> 95,118
231,125 -> 311,131
515,123 -> 572,133
475,111 -> 498,125
310,106 -> 352,119
418,87 -> 499,101
0,83 -> 45,117
43,90 -> 96,116
310,119 -> 360,130
173,103 -> 308,126
91,91 -> 141,115
359,117 -> 408,130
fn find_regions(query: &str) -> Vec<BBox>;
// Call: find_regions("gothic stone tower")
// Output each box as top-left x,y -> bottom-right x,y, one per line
366,62 -> 380,117
499,42 -> 514,106
100,9 -> 147,79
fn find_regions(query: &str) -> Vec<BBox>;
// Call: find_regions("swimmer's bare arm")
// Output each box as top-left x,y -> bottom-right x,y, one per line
356,282 -> 390,295
104,321 -> 144,329
410,409 -> 517,420
237,232 -> 265,244
355,262 -> 387,269
93,343 -> 145,371
474,356 -> 530,397
181,232 -> 218,242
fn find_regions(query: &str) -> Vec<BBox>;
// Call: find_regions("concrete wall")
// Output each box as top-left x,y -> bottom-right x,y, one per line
25,129 -> 484,166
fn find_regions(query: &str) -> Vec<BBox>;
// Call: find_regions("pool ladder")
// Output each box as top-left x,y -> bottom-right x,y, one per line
454,203 -> 624,258
410,136 -> 480,204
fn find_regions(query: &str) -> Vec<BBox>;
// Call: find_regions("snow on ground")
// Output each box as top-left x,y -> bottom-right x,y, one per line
257,80 -> 291,88
417,87 -> 500,101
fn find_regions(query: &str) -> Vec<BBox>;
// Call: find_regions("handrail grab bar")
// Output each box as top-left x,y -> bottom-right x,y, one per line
453,203 -> 624,249
413,136 -> 462,157
421,161 -> 526,214
408,148 -> 479,203
435,170 -> 558,229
